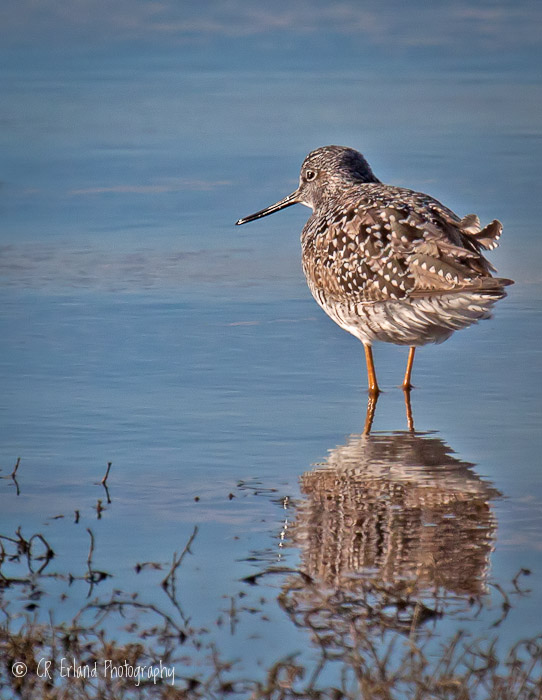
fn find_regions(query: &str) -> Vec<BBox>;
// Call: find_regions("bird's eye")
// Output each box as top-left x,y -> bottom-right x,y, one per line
305,169 -> 317,181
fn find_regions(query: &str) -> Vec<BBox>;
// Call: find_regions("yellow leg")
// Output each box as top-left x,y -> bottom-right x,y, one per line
363,344 -> 380,397
402,346 -> 416,391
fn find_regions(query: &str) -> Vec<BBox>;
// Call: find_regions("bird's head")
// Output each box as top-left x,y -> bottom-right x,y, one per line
236,145 -> 379,225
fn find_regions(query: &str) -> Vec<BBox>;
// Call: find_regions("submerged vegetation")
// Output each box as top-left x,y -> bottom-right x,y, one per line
0,523 -> 540,700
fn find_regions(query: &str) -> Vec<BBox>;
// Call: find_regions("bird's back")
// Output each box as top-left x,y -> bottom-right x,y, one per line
302,183 -> 508,300
301,183 -> 511,346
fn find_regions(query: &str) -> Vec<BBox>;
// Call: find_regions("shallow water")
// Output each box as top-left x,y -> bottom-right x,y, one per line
1,2 -> 542,694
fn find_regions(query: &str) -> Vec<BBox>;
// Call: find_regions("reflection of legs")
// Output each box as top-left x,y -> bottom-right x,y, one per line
403,387 -> 415,432
364,389 -> 413,435
363,393 -> 379,435
402,346 -> 416,391
363,344 -> 380,397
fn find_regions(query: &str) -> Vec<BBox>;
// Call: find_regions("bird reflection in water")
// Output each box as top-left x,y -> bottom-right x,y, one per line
295,431 -> 498,596
280,396 -> 501,640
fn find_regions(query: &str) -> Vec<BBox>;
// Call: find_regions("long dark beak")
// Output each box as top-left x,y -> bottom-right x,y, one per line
236,190 -> 300,225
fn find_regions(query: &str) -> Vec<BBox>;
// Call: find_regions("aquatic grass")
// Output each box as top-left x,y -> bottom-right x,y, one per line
0,527 -> 540,699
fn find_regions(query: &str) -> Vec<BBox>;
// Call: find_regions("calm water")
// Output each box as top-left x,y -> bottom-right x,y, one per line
1,1 -> 542,693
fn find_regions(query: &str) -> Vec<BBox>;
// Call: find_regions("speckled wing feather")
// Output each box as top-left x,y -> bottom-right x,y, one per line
302,184 -> 509,305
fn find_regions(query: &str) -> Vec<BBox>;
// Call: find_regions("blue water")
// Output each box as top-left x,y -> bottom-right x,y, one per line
1,0 -> 542,691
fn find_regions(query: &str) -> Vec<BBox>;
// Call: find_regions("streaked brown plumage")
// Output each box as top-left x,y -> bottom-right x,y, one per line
236,145 -> 512,395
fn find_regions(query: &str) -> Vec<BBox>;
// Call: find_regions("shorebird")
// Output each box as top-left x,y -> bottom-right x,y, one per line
236,145 -> 512,396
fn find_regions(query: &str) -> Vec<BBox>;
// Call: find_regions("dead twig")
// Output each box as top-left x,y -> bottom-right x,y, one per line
84,528 -> 109,597
161,525 -> 198,591
11,457 -> 21,479
101,461 -> 112,486
161,525 -> 199,626
99,462 -> 113,503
